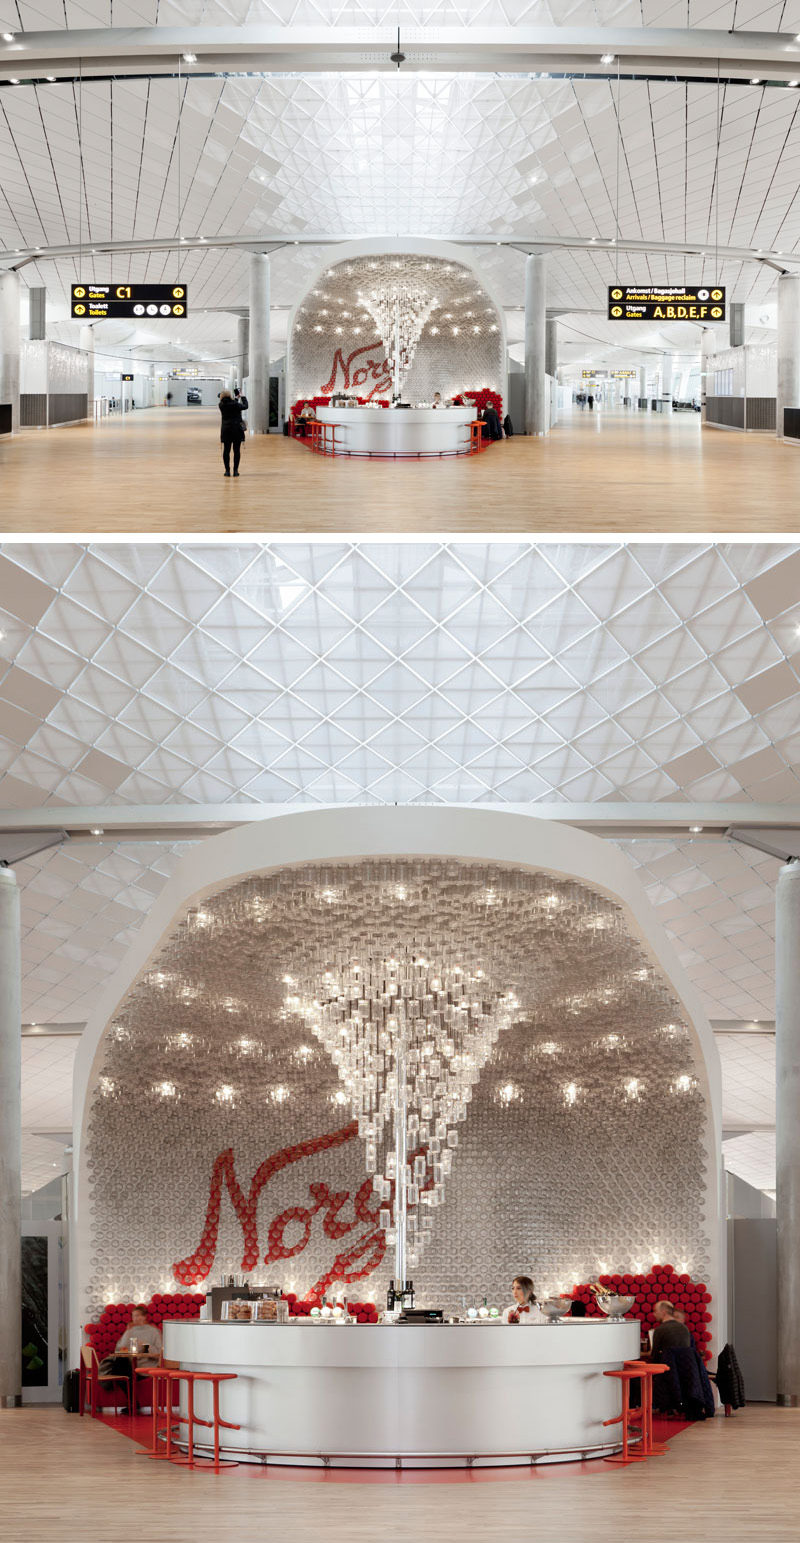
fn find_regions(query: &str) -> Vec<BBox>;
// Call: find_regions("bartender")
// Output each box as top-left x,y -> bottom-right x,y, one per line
502,1275 -> 545,1324
432,392 -> 444,408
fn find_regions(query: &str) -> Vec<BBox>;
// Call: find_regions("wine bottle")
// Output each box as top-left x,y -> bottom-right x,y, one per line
387,1279 -> 396,1312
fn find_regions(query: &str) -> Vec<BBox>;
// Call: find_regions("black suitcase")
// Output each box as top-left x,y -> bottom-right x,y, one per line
62,1368 -> 80,1413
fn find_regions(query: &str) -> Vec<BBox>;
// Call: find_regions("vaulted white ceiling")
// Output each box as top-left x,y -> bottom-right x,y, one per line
2,537 -> 799,1024
4,536 -> 792,1197
4,26 -> 800,360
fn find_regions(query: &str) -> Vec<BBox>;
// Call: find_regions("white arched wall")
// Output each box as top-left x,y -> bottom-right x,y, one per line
70,805 -> 723,1354
286,237 -> 509,405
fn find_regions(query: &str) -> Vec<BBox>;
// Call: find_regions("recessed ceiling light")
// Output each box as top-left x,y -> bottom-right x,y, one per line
2,31 -> 14,42
601,53 -> 615,65
46,75 -> 56,81
90,825 -> 104,837
689,824 -> 704,834
751,77 -> 761,85
9,76 -> 19,83
791,80 -> 800,86
182,52 -> 197,64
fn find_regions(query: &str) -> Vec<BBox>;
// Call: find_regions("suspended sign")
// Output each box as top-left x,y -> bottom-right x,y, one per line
614,370 -> 638,378
608,285 -> 725,322
582,369 -> 608,378
121,373 -> 134,382
71,284 -> 188,320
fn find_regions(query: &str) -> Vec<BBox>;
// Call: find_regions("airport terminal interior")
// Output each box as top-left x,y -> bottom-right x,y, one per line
2,12 -> 800,524
1,9 -> 800,1543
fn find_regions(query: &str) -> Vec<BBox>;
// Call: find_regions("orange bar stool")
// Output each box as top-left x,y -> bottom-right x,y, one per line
602,1366 -> 648,1465
624,1360 -> 670,1455
178,1371 -> 240,1472
135,1366 -> 181,1461
469,420 -> 483,453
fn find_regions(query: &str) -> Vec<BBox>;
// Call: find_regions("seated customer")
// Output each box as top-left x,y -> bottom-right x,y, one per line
651,1300 -> 692,1357
99,1304 -> 162,1411
297,402 -> 317,436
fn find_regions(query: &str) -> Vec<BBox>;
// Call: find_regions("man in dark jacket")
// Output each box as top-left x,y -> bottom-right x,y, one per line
218,390 -> 245,476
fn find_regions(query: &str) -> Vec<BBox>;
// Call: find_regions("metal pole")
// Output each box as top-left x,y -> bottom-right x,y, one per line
394,1034 -> 407,1288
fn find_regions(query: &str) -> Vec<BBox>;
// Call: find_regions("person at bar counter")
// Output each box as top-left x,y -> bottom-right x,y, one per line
99,1304 -> 162,1411
502,1275 -> 546,1324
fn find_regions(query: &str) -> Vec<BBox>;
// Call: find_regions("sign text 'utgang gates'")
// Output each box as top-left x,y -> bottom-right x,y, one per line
608,286 -> 725,321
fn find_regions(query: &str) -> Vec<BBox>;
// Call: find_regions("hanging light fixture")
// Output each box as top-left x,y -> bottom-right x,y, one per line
291,950 -> 518,1277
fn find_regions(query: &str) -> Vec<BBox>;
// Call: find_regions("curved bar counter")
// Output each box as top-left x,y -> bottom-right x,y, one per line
164,1318 -> 640,1469
314,406 -> 475,458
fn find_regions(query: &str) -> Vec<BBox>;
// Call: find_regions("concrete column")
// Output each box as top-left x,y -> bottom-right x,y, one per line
524,254 -> 547,436
638,366 -> 647,408
0,866 -> 21,1408
79,325 -> 94,414
237,315 -> 249,385
700,328 -> 715,423
545,317 -> 557,379
0,270 -> 21,433
776,272 -> 800,440
28,287 -> 46,341
660,352 -> 674,414
249,253 -> 270,435
777,859 -> 800,1406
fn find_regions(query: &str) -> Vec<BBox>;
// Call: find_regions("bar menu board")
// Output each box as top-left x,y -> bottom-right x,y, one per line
608,285 -> 725,321
71,284 -> 188,319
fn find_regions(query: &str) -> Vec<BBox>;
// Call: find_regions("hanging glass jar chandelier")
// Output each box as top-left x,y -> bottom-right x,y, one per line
292,949 -> 518,1271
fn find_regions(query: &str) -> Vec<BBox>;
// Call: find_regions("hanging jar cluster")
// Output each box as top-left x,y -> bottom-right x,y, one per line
290,950 -> 518,1265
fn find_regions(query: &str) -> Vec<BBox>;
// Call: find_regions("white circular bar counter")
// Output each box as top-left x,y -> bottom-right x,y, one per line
314,406 -> 475,458
164,1318 -> 640,1469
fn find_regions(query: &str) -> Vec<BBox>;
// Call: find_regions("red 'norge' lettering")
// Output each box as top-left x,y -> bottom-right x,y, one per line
171,1121 -> 386,1297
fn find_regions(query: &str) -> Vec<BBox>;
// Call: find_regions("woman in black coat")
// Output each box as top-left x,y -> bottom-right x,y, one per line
218,390 -> 245,477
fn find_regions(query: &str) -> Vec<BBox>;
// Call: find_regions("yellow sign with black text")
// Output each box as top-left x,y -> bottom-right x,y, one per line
608,285 -> 725,322
71,284 -> 188,320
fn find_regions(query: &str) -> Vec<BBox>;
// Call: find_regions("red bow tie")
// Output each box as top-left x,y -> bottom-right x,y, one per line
518,1305 -> 530,1314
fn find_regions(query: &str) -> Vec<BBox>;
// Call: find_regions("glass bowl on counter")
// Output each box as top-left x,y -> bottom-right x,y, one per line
540,1299 -> 573,1323
595,1294 -> 636,1319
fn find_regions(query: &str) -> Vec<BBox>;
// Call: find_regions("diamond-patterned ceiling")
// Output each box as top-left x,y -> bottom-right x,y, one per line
4,536 -> 792,1200
2,537 -> 799,1029
2,61 -> 798,345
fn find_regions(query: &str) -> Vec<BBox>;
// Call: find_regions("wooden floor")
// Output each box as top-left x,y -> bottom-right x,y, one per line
1,408 -> 799,533
1,1404 -> 798,1542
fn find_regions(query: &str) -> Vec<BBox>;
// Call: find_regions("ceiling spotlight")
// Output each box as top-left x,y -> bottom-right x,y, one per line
90,825 -> 104,837
2,31 -> 14,42
182,52 -> 197,64
751,77 -> 761,85
601,53 -> 615,64
689,824 -> 704,834
46,75 -> 56,81
9,75 -> 18,83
